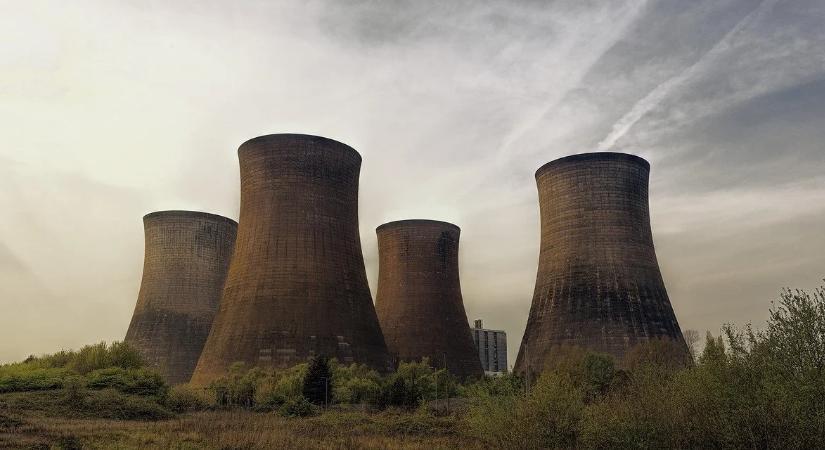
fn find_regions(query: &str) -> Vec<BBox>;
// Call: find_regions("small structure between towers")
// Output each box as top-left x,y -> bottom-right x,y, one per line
471,320 -> 508,375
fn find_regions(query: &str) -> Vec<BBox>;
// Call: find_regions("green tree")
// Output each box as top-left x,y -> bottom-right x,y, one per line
302,355 -> 332,407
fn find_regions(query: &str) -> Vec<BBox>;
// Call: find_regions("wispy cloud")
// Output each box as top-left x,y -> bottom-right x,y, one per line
597,0 -> 780,151
0,0 -> 823,363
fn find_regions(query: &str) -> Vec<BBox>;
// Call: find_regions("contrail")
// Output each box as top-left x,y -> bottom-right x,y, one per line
596,0 -> 781,151
495,0 -> 650,158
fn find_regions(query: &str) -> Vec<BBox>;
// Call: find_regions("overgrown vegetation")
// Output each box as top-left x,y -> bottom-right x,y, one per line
206,355 -> 461,416
0,342 -> 173,421
465,282 -> 825,449
0,341 -> 146,393
1,282 -> 823,449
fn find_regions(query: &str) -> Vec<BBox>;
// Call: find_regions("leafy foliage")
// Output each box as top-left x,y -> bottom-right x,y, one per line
85,367 -> 167,397
465,281 -> 825,449
279,395 -> 317,417
163,384 -> 211,413
331,361 -> 383,405
0,341 -> 153,395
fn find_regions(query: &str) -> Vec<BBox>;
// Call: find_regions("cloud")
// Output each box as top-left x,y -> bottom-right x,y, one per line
0,0 -> 824,365
597,0 -> 782,151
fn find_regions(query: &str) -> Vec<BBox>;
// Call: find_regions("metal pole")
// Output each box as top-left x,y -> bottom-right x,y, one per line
525,343 -> 530,395
436,362 -> 440,413
443,352 -> 449,413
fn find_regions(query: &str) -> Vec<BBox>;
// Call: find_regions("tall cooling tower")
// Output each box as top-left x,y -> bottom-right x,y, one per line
191,134 -> 391,385
375,220 -> 483,378
515,152 -> 687,374
125,211 -> 237,385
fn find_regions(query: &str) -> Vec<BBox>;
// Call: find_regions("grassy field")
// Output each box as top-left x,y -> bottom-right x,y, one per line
0,391 -> 483,449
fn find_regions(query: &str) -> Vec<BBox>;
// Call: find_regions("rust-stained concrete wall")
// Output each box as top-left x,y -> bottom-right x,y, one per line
191,134 -> 391,386
125,210 -> 237,385
375,220 -> 483,379
515,153 -> 687,374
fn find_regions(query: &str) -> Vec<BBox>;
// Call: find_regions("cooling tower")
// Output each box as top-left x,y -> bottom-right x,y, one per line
515,152 -> 687,374
125,211 -> 237,385
191,134 -> 391,385
375,220 -> 483,379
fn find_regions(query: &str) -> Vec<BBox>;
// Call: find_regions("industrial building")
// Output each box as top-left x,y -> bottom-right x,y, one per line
470,320 -> 508,375
125,210 -> 237,385
515,152 -> 687,375
191,134 -> 391,385
375,220 -> 483,378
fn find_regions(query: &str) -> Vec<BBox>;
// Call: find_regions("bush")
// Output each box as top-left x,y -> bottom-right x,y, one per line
0,341 -> 156,396
382,359 -> 439,409
65,341 -> 144,374
279,396 -> 316,417
81,389 -> 174,421
464,382 -> 522,446
164,385 -> 211,413
331,361 -> 383,406
62,376 -> 87,404
465,281 -> 825,449
210,363 -> 270,408
254,364 -> 307,410
0,367 -> 70,393
85,367 -> 167,397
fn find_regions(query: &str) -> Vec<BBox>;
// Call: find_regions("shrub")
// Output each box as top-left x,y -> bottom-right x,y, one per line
210,363 -> 269,408
331,361 -> 383,406
164,385 -> 211,413
85,367 -> 167,397
623,338 -> 692,372
81,389 -> 173,421
0,367 -> 70,393
254,364 -> 307,410
464,382 -> 522,446
382,359 -> 438,409
279,396 -> 316,417
62,376 -> 87,404
0,341 -> 153,395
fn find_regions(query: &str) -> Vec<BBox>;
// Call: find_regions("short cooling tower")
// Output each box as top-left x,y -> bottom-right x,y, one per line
191,134 -> 391,385
375,220 -> 483,378
125,211 -> 237,385
515,152 -> 687,374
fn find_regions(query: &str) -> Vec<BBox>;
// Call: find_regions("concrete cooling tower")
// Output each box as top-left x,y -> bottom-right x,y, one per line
515,152 -> 687,375
125,211 -> 237,385
375,220 -> 483,378
191,134 -> 391,385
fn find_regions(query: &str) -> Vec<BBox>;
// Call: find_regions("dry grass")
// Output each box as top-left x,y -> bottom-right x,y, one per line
0,407 -> 485,449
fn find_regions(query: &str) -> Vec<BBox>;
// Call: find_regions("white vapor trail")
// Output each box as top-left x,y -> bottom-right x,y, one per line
596,0 -> 781,151
495,0 -> 650,158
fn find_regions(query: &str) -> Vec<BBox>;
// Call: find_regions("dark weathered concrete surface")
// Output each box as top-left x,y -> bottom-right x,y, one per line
125,211 -> 237,385
515,153 -> 687,374
375,220 -> 483,379
191,134 -> 390,386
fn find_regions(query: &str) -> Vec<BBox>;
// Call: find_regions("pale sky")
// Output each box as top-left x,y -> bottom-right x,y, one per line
1,0 -> 824,364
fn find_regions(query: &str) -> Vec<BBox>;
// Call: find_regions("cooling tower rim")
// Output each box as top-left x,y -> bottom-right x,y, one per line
238,133 -> 362,162
535,152 -> 650,178
376,219 -> 460,233
143,210 -> 238,226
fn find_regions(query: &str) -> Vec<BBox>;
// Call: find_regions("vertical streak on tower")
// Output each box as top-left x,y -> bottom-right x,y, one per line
191,134 -> 391,385
375,220 -> 483,378
515,153 -> 687,374
125,211 -> 237,385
